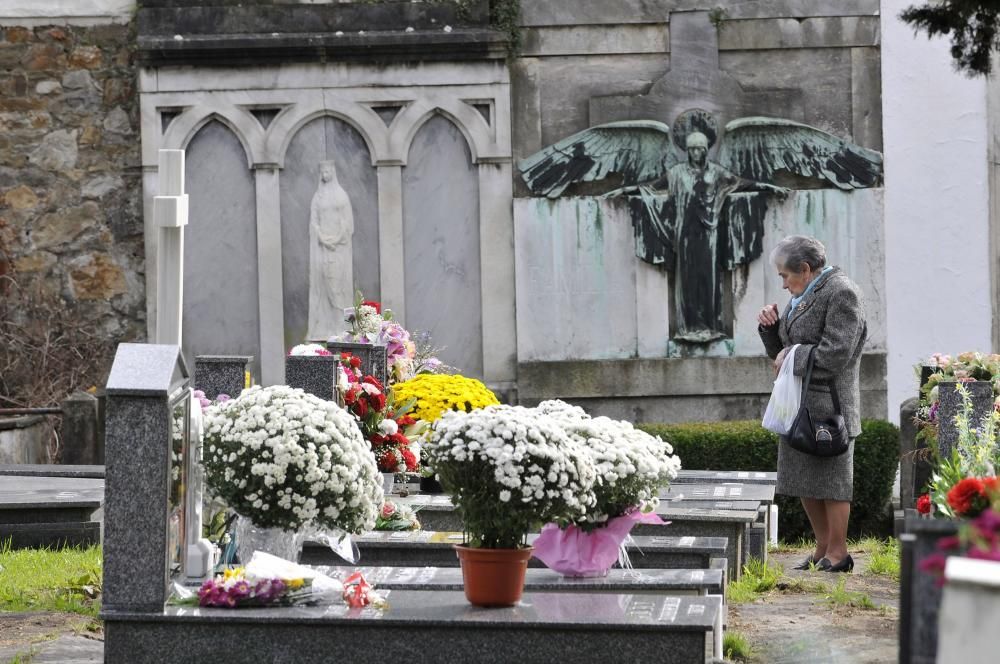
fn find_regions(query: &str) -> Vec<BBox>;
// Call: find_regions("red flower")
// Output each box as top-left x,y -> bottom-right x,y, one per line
401,447 -> 418,472
947,477 -> 989,516
396,415 -> 416,427
356,398 -> 368,418
371,392 -> 386,412
363,375 -> 384,391
369,434 -> 386,446
362,300 -> 382,314
916,494 -> 932,515
985,476 -> 1000,497
350,356 -> 362,369
340,352 -> 351,361
344,387 -> 358,405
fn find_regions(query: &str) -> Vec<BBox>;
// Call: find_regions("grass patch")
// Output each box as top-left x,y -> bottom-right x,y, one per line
727,557 -> 783,604
0,539 -> 102,619
855,537 -> 900,582
823,576 -> 875,610
723,630 -> 754,661
770,537 -> 814,554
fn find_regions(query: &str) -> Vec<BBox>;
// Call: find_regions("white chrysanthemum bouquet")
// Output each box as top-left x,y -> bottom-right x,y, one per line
424,404 -> 597,549
536,400 -> 681,529
202,385 -> 383,534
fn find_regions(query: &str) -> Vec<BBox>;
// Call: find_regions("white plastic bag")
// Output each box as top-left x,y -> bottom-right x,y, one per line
762,344 -> 802,435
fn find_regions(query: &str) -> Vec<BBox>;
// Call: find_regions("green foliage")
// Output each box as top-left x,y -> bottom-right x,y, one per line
862,537 -> 901,582
823,576 -> 875,609
638,419 -> 900,541
727,557 -> 783,604
723,631 -> 754,661
900,2 -> 1000,76
490,0 -> 522,52
0,540 -> 103,618
708,7 -> 729,29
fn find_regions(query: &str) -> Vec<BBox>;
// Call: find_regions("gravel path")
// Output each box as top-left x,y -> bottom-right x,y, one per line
729,548 -> 899,663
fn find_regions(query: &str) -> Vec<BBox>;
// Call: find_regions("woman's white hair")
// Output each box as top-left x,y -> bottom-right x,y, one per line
769,235 -> 827,273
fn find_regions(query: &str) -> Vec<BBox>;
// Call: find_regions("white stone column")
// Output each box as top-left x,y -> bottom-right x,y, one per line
478,161 -> 517,385
154,149 -> 188,346
377,164 -> 405,324
254,166 -> 285,386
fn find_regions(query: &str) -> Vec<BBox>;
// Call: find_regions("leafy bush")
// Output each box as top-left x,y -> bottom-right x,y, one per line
637,419 -> 899,541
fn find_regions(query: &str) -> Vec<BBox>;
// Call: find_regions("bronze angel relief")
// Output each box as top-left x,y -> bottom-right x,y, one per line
518,109 -> 883,344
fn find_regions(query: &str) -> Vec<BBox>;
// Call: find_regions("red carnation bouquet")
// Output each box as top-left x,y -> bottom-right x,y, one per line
339,355 -> 420,474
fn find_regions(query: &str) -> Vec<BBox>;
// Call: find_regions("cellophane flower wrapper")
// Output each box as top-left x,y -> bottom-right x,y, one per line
171,552 -> 344,608
532,511 -> 664,577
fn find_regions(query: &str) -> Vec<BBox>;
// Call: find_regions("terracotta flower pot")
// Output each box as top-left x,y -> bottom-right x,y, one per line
454,544 -> 534,607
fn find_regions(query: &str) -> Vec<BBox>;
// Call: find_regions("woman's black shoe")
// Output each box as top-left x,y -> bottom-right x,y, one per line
817,554 -> 854,573
792,555 -> 821,570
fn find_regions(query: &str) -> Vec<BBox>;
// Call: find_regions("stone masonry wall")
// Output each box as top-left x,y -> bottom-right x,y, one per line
0,21 -> 144,403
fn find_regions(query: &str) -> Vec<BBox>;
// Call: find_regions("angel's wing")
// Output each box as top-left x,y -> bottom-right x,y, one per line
718,118 -> 882,190
518,121 -> 674,198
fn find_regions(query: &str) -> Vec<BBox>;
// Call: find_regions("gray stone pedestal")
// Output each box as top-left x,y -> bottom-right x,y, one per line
195,355 -> 252,400
285,355 -> 339,402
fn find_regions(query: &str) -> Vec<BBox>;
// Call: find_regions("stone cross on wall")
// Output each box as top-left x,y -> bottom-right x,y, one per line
590,11 -> 801,130
154,149 -> 189,345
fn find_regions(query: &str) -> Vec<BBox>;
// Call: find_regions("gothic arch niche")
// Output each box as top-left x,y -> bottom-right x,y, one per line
403,113 -> 483,378
182,119 -> 261,373
280,115 -> 379,346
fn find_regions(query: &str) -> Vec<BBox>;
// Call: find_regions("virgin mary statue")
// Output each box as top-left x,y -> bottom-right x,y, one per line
307,159 -> 354,340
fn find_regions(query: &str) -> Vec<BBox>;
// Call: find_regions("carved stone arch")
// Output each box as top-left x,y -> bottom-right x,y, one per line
266,101 -> 388,167
390,97 -> 494,165
163,103 -> 264,169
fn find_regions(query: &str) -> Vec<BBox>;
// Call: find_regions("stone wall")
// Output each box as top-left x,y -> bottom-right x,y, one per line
0,20 -> 145,403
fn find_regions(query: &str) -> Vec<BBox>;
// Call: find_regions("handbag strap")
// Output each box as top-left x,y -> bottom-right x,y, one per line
798,346 -> 843,416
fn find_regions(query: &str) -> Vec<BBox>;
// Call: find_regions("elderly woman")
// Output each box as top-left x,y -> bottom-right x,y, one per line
757,236 -> 867,573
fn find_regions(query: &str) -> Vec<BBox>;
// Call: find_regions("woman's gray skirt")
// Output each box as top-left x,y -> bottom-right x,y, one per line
776,436 -> 855,502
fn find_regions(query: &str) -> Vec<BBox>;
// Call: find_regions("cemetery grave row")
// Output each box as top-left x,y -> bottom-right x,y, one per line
90,337 -> 796,663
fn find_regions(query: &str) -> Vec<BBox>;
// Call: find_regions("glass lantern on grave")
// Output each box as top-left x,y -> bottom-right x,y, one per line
102,343 -> 217,614
167,369 -> 217,586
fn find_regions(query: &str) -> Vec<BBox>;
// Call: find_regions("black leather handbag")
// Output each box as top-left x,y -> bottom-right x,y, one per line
786,347 -> 850,457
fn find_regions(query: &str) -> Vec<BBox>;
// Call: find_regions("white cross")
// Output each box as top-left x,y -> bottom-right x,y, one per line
154,149 -> 188,345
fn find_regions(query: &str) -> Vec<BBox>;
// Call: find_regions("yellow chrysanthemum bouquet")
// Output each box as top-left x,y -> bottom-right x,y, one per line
391,374 -> 500,423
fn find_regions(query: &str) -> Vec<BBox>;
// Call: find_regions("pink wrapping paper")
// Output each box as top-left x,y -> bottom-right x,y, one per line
531,511 -> 666,577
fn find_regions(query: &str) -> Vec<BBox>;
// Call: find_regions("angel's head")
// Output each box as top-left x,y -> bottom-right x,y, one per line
685,132 -> 709,168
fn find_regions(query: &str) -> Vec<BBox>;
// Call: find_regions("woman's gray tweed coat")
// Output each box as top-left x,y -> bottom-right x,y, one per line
758,267 -> 867,501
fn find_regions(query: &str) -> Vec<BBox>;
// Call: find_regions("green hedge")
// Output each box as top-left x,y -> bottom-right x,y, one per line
637,420 -> 900,541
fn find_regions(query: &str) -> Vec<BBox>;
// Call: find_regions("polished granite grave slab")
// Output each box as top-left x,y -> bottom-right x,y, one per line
661,483 -> 775,505
0,464 -> 106,479
632,507 -> 757,578
673,470 -> 776,485
0,474 -> 103,547
302,531 -> 728,571
316,565 -> 725,596
104,590 -> 722,664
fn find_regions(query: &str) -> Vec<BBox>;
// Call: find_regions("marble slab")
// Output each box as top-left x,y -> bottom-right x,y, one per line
673,470 -> 776,486
0,464 -> 106,479
316,565 -> 724,595
302,531 -> 727,570
0,476 -> 104,508
660,483 -> 775,504
105,591 -> 721,663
